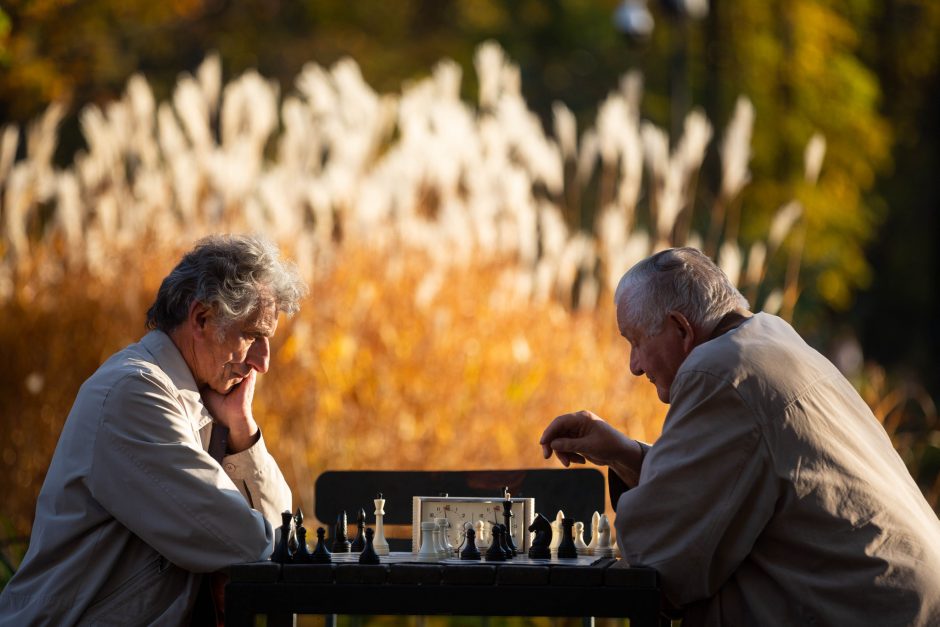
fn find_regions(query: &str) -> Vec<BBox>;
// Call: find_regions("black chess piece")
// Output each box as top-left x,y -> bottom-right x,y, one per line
312,527 -> 332,564
271,510 -> 293,563
527,513 -> 552,559
332,511 -> 351,553
501,494 -> 518,556
350,507 -> 367,552
460,528 -> 482,560
358,527 -> 381,564
557,518 -> 578,559
485,525 -> 506,561
496,523 -> 513,559
293,525 -> 313,564
289,507 -> 304,555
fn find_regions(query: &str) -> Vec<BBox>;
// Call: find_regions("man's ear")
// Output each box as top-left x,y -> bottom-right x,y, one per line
667,311 -> 696,352
188,301 -> 213,338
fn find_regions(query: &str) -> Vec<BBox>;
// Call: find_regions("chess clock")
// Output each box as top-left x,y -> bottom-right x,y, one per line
412,494 -> 535,553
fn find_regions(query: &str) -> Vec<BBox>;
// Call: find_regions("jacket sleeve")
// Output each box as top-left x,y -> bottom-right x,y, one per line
614,369 -> 779,607
221,433 -> 292,531
87,369 -> 276,572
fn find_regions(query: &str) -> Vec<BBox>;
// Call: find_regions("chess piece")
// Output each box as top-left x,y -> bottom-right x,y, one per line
289,508 -> 302,555
312,527 -> 332,563
373,493 -> 390,555
574,521 -> 589,556
527,513 -> 552,559
350,508 -> 367,552
475,520 -> 490,549
437,517 -> 454,558
496,524 -> 514,559
594,513 -> 614,558
485,525 -> 506,561
460,528 -> 482,560
501,490 -> 518,556
549,510 -> 565,553
293,525 -> 313,564
359,528 -> 381,564
417,521 -> 440,562
557,519 -> 578,559
271,510 -> 293,563
586,511 -> 600,555
332,511 -> 351,553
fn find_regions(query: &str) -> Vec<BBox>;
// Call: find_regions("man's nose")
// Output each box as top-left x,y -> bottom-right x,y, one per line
246,337 -> 271,374
629,348 -> 643,377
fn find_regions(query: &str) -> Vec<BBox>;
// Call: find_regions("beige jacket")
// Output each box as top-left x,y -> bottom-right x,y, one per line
0,331 -> 291,625
616,313 -> 940,626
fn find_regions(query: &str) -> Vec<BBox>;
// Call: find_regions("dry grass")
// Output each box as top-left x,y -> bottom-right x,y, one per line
1,44 -> 936,583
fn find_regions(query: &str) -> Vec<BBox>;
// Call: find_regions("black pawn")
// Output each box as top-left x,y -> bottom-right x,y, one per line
293,525 -> 313,564
332,511 -> 351,553
312,527 -> 332,563
485,526 -> 506,561
501,499 -> 517,555
358,528 -> 381,564
497,524 -> 513,559
350,508 -> 367,552
460,528 -> 482,560
557,518 -> 578,559
271,510 -> 293,563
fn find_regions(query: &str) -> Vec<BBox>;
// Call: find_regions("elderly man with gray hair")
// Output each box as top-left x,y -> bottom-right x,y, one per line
541,247 -> 940,626
0,234 -> 307,625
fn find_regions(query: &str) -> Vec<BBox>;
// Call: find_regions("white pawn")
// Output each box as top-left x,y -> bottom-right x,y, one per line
594,513 -> 614,558
475,520 -> 491,549
611,530 -> 621,558
586,511 -> 600,555
549,510 -> 565,553
373,494 -> 389,556
574,521 -> 589,556
417,521 -> 440,562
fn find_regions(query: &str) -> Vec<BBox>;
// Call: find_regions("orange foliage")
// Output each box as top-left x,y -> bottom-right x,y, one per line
0,238 -> 666,536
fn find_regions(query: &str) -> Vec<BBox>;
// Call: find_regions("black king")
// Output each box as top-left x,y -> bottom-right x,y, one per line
501,486 -> 518,556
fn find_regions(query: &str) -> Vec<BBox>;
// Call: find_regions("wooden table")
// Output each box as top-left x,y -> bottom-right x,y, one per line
224,553 -> 667,627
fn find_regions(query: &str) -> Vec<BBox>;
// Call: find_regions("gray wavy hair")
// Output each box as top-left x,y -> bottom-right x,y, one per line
146,234 -> 307,333
615,247 -> 749,335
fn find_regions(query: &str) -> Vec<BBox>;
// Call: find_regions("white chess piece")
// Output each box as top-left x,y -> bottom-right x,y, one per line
437,518 -> 453,558
373,494 -> 389,555
586,511 -> 600,555
611,530 -> 621,558
475,520 -> 490,549
574,521 -> 589,555
594,513 -> 614,558
549,510 -> 565,553
417,521 -> 440,562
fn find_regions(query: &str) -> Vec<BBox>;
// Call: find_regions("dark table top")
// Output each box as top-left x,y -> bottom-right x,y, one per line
224,552 -> 666,627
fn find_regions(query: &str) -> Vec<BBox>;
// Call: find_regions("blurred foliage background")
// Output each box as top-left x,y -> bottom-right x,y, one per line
2,0 -> 940,581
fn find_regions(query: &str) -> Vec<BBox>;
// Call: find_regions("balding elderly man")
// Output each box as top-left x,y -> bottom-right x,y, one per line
541,247 -> 940,626
0,234 -> 307,625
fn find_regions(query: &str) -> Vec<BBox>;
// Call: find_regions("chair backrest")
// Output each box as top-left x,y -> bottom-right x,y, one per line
313,468 -> 606,551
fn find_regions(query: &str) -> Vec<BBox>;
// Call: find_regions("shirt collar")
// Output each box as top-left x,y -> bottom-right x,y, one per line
140,330 -> 213,431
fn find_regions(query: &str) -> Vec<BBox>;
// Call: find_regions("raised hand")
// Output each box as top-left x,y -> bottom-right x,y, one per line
201,369 -> 260,453
539,410 -> 644,487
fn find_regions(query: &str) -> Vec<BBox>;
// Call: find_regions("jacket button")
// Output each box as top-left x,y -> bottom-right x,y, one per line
224,463 -> 236,472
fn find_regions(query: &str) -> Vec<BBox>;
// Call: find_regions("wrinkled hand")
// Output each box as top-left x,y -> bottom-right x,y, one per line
201,370 -> 260,453
539,410 -> 644,486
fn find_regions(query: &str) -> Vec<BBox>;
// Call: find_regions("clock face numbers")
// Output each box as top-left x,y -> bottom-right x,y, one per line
412,496 -> 535,553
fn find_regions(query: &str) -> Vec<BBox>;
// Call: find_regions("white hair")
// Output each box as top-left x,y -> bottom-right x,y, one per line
615,247 -> 749,336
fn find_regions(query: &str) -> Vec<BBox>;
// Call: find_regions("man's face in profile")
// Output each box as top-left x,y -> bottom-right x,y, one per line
195,303 -> 278,394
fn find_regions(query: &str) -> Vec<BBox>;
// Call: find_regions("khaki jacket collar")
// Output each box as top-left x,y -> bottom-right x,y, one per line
140,330 -> 213,433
